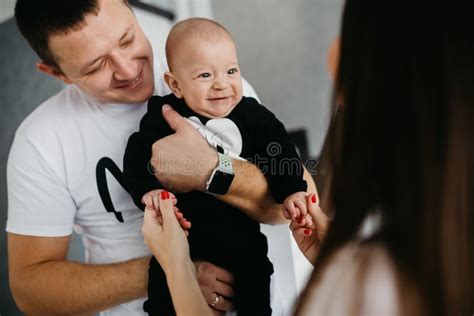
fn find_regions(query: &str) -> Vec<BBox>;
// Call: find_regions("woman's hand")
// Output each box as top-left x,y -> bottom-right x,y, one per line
142,189 -> 191,234
142,190 -> 214,315
141,190 -> 191,272
290,193 -> 329,265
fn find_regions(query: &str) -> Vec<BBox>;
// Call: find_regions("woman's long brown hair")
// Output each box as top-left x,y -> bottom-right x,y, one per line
298,1 -> 474,314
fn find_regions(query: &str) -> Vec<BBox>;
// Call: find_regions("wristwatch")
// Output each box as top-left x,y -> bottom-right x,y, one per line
205,152 -> 235,195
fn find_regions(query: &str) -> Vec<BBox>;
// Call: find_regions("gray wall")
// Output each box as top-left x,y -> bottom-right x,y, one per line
213,0 -> 344,157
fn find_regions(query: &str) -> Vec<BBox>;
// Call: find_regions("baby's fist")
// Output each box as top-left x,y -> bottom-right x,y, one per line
283,191 -> 308,220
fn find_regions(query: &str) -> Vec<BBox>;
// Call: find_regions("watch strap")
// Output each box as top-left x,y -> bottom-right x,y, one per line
205,152 -> 234,194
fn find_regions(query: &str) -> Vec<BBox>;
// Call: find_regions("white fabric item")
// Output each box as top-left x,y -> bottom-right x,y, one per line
297,242 -> 400,316
6,51 -> 285,314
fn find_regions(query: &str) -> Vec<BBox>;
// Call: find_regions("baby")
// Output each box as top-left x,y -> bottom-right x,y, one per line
123,18 -> 308,315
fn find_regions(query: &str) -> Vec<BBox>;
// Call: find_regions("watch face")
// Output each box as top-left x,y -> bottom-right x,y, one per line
207,170 -> 235,195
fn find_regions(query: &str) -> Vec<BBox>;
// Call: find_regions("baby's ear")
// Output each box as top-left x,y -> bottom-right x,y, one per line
164,71 -> 183,98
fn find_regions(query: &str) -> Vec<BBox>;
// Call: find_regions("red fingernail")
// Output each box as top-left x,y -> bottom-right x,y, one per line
304,229 -> 311,235
311,194 -> 317,204
160,190 -> 170,200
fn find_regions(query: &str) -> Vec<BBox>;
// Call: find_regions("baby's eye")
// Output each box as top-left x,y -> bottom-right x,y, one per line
228,68 -> 238,75
198,72 -> 211,78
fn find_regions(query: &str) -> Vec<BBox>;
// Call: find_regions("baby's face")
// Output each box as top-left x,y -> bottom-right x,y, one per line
172,37 -> 243,118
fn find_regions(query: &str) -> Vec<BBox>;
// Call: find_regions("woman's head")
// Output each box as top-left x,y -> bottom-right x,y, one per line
314,0 -> 473,314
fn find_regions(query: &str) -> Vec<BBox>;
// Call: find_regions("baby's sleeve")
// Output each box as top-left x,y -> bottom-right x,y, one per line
122,96 -> 169,210
247,98 -> 307,203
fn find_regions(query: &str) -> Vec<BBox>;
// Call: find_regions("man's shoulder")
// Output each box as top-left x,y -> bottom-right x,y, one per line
15,85 -> 92,147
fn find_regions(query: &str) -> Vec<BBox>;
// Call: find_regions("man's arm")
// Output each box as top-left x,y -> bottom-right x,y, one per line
8,233 -> 236,315
8,233 -> 149,315
222,161 -> 317,224
150,105 -> 318,225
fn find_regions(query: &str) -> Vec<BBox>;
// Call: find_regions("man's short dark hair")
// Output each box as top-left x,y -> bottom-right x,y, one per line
15,0 -> 103,70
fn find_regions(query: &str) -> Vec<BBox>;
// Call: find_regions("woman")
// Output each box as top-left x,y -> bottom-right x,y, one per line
142,0 -> 474,314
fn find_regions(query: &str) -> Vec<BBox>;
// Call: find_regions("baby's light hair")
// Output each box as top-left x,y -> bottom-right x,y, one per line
165,17 -> 234,71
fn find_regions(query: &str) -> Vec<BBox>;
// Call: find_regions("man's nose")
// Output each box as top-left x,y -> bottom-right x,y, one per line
112,52 -> 137,81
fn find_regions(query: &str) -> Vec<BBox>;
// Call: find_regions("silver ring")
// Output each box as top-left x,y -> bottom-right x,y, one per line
210,293 -> 220,307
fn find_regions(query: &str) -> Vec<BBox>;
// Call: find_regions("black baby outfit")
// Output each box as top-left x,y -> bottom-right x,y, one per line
123,94 -> 307,315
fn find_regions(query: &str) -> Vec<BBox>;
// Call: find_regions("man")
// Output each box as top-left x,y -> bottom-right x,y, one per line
7,0 -> 316,315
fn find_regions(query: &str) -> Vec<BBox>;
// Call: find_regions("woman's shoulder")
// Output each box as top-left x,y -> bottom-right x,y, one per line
298,242 -> 402,316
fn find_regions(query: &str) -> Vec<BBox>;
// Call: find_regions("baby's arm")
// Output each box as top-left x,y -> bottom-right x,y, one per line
142,190 -> 192,234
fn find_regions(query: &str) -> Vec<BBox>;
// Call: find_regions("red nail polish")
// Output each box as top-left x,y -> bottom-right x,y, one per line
304,229 -> 311,235
311,194 -> 317,204
160,190 -> 170,200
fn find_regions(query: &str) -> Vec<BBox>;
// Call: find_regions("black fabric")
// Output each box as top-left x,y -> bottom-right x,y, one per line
123,94 -> 307,315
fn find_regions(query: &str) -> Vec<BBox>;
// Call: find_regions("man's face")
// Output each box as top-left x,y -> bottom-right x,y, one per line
170,37 -> 243,118
45,0 -> 154,104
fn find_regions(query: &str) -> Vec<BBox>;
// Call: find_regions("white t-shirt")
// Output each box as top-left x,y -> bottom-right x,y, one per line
6,55 -> 279,315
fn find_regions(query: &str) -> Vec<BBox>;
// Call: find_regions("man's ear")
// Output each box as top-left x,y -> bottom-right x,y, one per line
164,71 -> 183,98
36,62 -> 73,84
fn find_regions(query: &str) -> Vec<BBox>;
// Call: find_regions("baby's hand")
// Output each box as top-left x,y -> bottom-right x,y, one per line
141,190 -> 192,234
283,191 -> 309,221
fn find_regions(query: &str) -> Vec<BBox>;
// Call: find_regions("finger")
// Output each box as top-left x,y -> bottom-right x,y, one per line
304,213 -> 314,229
297,215 -> 307,226
282,205 -> 292,220
294,198 -> 307,217
143,206 -> 156,221
162,104 -> 194,133
158,190 -> 181,229
168,191 -> 177,202
143,206 -> 162,231
141,190 -> 177,207
286,202 -> 298,220
141,194 -> 154,209
306,193 -> 329,232
169,192 -> 178,207
214,266 -> 235,285
151,196 -> 164,225
174,208 -> 191,228
214,281 -> 235,298
289,217 -> 306,230
175,212 -> 191,229
174,208 -> 184,219
178,217 -> 192,229
152,196 -> 160,215
293,227 -> 313,237
211,295 -> 234,312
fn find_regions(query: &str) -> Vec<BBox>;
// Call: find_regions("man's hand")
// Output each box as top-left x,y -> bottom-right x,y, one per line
150,105 -> 217,192
195,261 -> 235,313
